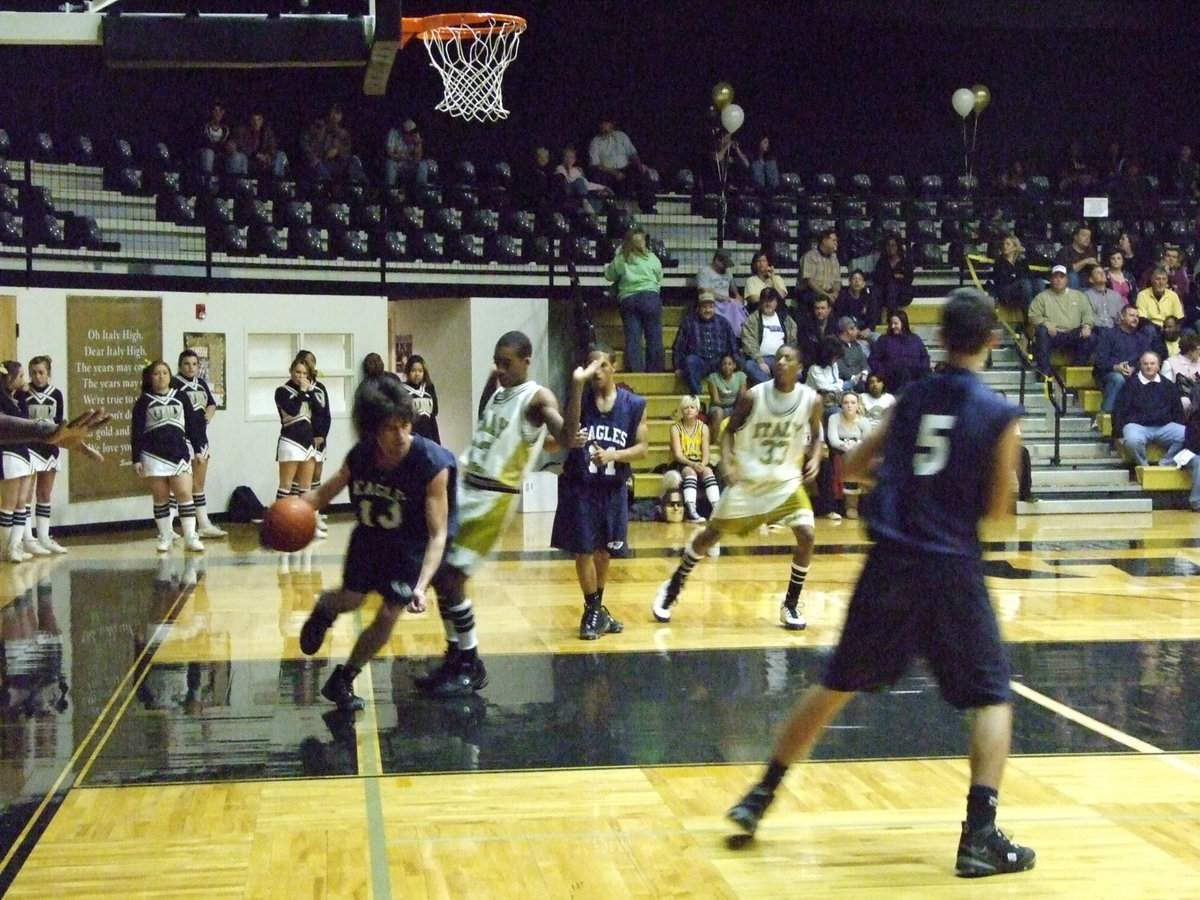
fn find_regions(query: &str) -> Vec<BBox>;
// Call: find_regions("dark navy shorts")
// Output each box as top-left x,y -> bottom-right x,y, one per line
821,540 -> 1012,709
550,478 -> 630,557
342,530 -> 422,606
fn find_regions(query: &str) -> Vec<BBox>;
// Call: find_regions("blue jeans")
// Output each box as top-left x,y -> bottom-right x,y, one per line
744,356 -> 775,385
1099,370 -> 1128,413
384,158 -> 430,187
619,291 -> 664,373
1189,457 -> 1200,509
1121,422 -> 1185,466
681,354 -> 719,395
751,159 -> 780,191
1033,325 -> 1096,374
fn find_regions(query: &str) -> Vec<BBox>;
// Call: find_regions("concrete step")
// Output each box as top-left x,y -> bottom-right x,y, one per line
1031,468 -> 1136,487
1017,496 -> 1153,515
1026,441 -> 1118,461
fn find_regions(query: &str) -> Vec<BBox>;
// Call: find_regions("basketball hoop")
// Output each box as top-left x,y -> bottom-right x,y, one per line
401,13 -> 526,123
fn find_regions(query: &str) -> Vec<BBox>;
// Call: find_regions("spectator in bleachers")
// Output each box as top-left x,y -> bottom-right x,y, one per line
1054,225 -> 1100,290
750,135 -> 780,192
588,115 -> 657,213
604,226 -> 664,373
1102,141 -> 1128,185
1136,268 -> 1185,334
1111,158 -> 1154,220
668,395 -> 720,524
835,316 -> 870,392
229,111 -> 288,180
1114,230 -> 1142,284
834,269 -> 881,337
798,229 -> 841,315
1164,332 -> 1200,415
1058,141 -> 1097,197
998,160 -> 1030,196
197,99 -> 233,176
554,146 -> 611,214
516,146 -> 558,214
870,233 -> 914,316
704,353 -> 746,436
1092,305 -> 1150,417
1106,247 -> 1136,307
867,309 -> 930,394
383,119 -> 432,189
1112,350 -> 1186,468
858,372 -> 895,425
697,249 -> 741,305
744,250 -> 789,310
826,391 -> 870,520
805,335 -> 845,415
1169,144 -> 1199,201
797,295 -> 837,366
1084,263 -> 1126,330
1028,265 -> 1097,377
1140,245 -> 1191,303
740,287 -> 796,386
702,130 -> 750,194
672,293 -> 740,396
300,104 -> 366,184
1153,315 -> 1183,362
991,234 -> 1039,313
1182,412 -> 1200,512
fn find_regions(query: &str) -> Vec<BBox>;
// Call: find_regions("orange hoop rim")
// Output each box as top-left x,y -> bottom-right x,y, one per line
400,12 -> 526,46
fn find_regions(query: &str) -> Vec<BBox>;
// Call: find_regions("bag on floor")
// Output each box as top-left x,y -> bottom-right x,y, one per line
227,485 -> 266,523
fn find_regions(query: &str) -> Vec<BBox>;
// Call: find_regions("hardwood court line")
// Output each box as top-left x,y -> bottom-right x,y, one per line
1010,681 -> 1200,779
0,576 -> 196,880
352,609 -> 394,900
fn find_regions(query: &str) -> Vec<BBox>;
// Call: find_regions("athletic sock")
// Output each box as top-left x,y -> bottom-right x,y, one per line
671,543 -> 705,591
584,589 -> 601,609
784,563 -> 809,605
703,473 -> 720,504
761,758 -> 789,793
966,785 -> 998,833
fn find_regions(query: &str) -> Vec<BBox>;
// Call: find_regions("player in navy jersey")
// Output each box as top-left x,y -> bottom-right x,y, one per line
297,350 -> 332,533
297,377 -> 457,712
131,361 -> 207,553
172,349 -> 225,539
552,344 -> 649,640
726,288 -> 1036,879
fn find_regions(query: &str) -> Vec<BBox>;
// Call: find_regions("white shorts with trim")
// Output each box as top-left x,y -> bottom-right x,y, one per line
28,450 -> 60,473
276,437 -> 316,463
140,453 -> 192,478
1,451 -> 33,480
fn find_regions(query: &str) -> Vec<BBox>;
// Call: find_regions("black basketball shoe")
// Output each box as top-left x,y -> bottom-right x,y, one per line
579,604 -> 624,640
726,784 -> 775,837
414,644 -> 462,692
299,608 -> 335,655
320,664 -> 364,712
429,655 -> 489,698
955,821 -> 1036,877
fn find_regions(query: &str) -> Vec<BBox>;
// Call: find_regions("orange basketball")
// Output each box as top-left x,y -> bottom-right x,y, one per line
260,496 -> 318,552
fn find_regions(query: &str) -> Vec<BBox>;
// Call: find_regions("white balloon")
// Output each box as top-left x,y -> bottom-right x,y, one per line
951,87 -> 975,119
721,103 -> 745,134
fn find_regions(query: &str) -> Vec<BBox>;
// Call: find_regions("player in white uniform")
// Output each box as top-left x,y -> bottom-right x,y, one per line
418,331 -> 576,697
653,343 -> 824,629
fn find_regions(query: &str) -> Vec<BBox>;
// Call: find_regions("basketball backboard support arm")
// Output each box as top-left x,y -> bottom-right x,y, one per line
362,0 -> 399,96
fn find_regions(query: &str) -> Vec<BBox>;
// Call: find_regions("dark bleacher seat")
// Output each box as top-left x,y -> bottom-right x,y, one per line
908,218 -> 939,244
277,199 -> 312,230
485,232 -> 523,263
800,197 -> 833,217
671,169 -> 695,194
411,183 -> 443,210
939,199 -> 973,218
836,198 -> 869,218
539,211 -> 570,238
376,230 -> 408,261
566,235 -> 599,265
430,206 -> 463,236
778,172 -> 803,195
109,166 -> 145,195
878,218 -> 905,240
730,195 -> 762,218
504,209 -> 536,237
268,180 -> 298,204
765,194 -> 797,216
798,217 -> 835,242
0,160 -> 14,185
235,197 -> 272,229
335,229 -> 372,260
212,223 -> 249,256
761,216 -> 791,241
873,199 -> 903,220
607,208 -> 634,239
1053,219 -> 1079,244
0,129 -> 10,160
941,217 -> 981,243
249,224 -> 289,257
840,217 -> 875,258
223,177 -> 258,202
466,207 -> 499,236
157,192 -> 195,225
953,174 -> 979,197
352,202 -> 382,231
445,184 -> 479,211
0,183 -> 17,214
911,243 -> 944,268
765,240 -> 797,268
697,194 -> 724,218
907,199 -> 938,219
917,174 -> 943,198
452,160 -> 477,187
412,231 -> 446,261
0,210 -> 22,245
848,173 -> 872,197
1162,219 -> 1190,243
290,226 -> 332,259
1027,175 -> 1050,197
648,236 -> 677,268
811,173 -> 837,196
447,231 -> 485,263
315,201 -> 351,233
570,211 -> 603,239
1027,240 -> 1058,266
65,214 -> 104,251
525,234 -> 553,264
71,136 -> 95,166
883,174 -> 908,197
31,132 -> 54,162
33,215 -> 67,249
206,197 -> 235,228
726,216 -> 760,243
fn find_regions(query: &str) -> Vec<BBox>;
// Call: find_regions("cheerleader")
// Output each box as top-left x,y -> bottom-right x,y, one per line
297,350 -> 331,531
131,361 -> 205,553
0,361 -> 37,563
172,349 -> 226,539
22,355 -> 67,554
275,357 -> 324,537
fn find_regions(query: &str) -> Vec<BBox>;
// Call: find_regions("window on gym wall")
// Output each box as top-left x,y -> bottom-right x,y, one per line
245,331 -> 353,420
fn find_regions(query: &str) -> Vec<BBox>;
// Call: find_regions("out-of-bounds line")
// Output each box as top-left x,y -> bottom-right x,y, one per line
1011,681 -> 1200,778
352,609 -> 393,900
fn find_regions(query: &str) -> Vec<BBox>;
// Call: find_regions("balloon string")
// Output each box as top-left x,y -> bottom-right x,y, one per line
963,119 -> 969,179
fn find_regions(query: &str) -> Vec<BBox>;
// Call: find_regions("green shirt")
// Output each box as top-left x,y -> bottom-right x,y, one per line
605,250 -> 663,299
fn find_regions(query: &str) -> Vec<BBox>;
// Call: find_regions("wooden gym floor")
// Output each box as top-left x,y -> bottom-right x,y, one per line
1,507 -> 1200,898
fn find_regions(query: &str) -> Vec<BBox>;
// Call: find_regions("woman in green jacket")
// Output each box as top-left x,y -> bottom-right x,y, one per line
604,227 -> 664,372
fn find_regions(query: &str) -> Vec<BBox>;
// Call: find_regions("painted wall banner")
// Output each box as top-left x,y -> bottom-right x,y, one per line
183,332 -> 226,410
66,296 -> 163,503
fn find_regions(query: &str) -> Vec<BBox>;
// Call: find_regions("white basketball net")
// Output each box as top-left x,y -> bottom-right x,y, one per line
420,16 -> 525,123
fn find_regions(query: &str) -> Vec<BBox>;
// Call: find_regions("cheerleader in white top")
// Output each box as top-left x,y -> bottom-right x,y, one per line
131,361 -> 205,553
21,356 -> 67,554
172,349 -> 226,539
0,361 -> 37,563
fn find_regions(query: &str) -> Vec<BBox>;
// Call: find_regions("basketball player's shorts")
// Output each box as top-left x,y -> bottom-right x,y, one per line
708,478 -> 814,536
442,482 -> 519,575
821,539 -> 1012,710
550,478 -> 630,557
342,530 -> 428,607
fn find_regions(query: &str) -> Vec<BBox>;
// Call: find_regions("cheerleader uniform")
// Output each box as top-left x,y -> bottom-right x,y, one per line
130,388 -> 203,552
171,373 -> 224,537
310,377 -> 331,464
20,385 -> 67,554
0,392 -> 35,562
275,378 -> 317,504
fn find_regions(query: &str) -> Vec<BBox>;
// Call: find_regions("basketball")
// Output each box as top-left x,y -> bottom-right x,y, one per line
260,496 -> 318,552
